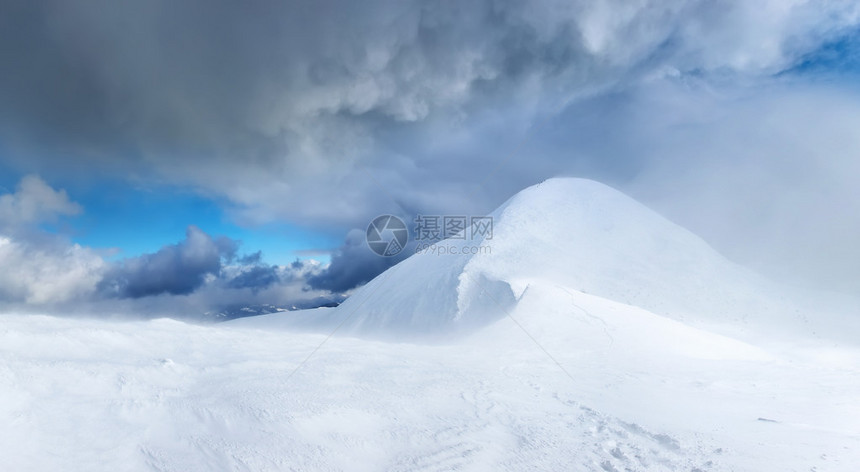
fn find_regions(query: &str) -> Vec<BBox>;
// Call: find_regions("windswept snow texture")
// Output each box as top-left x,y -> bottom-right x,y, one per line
2,178 -> 859,471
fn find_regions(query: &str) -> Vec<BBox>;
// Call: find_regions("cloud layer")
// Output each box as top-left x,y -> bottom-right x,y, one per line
3,0 -> 859,223
1,1 -> 860,303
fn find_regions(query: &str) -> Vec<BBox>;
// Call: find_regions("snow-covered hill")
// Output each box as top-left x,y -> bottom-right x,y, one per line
2,178 -> 858,471
247,178 -> 856,344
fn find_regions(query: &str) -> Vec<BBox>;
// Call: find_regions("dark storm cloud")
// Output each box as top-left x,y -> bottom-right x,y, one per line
308,228 -> 413,293
5,0 -> 854,225
226,265 -> 280,292
237,251 -> 264,265
98,226 -> 236,298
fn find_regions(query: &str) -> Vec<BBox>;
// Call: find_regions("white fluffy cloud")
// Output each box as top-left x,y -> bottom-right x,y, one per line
0,236 -> 105,305
0,176 -> 102,305
0,175 -> 81,231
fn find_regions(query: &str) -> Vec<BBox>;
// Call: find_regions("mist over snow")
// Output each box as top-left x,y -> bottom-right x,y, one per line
1,0 -> 860,470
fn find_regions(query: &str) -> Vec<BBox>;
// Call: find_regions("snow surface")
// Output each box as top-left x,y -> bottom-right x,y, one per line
2,178 -> 859,471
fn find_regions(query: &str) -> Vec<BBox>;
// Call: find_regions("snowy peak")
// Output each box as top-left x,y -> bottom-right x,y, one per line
327,177 -> 791,339
248,177 -> 843,344
464,177 -> 778,322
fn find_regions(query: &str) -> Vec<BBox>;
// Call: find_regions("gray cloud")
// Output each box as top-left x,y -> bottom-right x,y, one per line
89,227 -> 342,316
2,1 -> 860,301
226,265 -> 280,292
98,226 -> 236,298
0,175 -> 82,233
3,0 -> 858,225
307,228 -> 414,293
